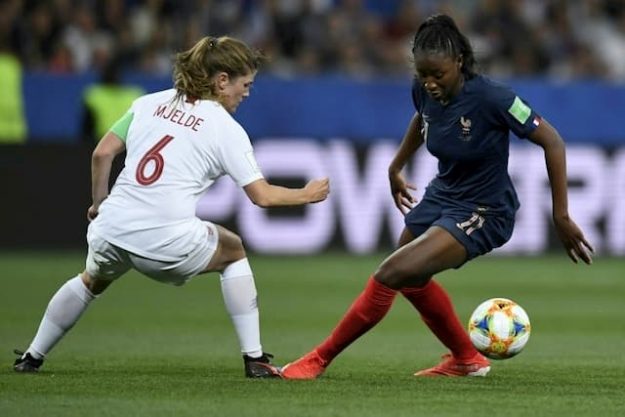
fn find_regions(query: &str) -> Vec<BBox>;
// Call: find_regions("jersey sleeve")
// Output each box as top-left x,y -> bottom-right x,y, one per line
109,111 -> 134,142
217,122 -> 264,187
485,83 -> 541,139
109,97 -> 142,142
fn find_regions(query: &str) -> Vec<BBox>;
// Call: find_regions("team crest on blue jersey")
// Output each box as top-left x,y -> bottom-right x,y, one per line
459,116 -> 472,141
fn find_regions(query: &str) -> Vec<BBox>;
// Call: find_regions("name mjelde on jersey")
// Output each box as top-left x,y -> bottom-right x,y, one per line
154,104 -> 204,131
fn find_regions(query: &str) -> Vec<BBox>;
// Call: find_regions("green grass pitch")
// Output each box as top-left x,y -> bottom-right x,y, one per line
1,251 -> 624,417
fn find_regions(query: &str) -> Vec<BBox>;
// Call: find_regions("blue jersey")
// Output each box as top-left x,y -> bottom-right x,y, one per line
412,74 -> 540,216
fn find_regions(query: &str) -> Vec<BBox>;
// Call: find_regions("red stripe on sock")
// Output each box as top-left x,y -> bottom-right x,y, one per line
316,277 -> 396,363
401,280 -> 477,360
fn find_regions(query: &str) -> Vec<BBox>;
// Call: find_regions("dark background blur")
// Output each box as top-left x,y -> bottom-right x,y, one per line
2,0 -> 624,80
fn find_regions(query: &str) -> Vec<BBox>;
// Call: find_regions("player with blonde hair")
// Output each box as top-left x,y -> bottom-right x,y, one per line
14,36 -> 330,378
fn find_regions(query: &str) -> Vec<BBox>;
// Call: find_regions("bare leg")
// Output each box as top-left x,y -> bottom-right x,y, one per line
282,226 -> 471,379
194,224 -> 279,377
394,227 -> 479,361
374,226 -> 466,289
198,226 -> 265,358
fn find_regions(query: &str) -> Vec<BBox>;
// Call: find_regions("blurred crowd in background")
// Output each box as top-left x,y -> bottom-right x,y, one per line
1,0 -> 624,81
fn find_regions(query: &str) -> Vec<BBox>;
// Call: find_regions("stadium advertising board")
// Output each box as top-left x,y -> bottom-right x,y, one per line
9,75 -> 625,253
196,140 -> 625,255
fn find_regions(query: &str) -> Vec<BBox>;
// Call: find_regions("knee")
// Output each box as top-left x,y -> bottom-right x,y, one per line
373,262 -> 404,289
80,271 -> 112,295
229,233 -> 246,258
220,229 -> 246,260
373,261 -> 430,290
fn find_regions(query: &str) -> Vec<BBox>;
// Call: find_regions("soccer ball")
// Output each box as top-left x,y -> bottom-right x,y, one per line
468,298 -> 531,359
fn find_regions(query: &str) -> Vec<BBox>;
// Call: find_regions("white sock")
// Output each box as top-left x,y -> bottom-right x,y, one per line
219,258 -> 263,358
26,275 -> 96,359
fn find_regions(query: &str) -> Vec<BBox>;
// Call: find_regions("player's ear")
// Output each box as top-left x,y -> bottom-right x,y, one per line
457,55 -> 463,69
215,72 -> 230,91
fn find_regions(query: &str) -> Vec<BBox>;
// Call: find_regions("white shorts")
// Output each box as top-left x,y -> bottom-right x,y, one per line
85,222 -> 219,286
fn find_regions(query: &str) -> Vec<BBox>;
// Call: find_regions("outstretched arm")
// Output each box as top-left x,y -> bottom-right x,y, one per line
388,112 -> 424,214
243,177 -> 330,208
88,131 -> 126,221
527,119 -> 594,264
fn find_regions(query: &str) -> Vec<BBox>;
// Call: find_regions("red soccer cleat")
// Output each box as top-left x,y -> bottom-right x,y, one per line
281,349 -> 328,380
414,353 -> 491,377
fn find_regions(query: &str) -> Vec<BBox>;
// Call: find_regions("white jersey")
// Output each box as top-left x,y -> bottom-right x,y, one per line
90,89 -> 263,261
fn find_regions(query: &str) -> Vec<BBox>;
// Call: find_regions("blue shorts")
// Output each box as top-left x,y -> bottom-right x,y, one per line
405,192 -> 515,262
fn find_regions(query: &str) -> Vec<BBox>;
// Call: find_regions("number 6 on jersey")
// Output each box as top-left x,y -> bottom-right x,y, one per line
136,135 -> 174,185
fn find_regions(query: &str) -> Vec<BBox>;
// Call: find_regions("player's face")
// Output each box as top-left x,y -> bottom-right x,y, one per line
414,51 -> 463,105
218,71 -> 256,113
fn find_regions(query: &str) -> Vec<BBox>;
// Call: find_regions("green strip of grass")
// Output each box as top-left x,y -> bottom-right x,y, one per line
1,252 -> 623,417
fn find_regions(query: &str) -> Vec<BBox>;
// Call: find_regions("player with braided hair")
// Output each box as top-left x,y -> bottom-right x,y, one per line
281,14 -> 592,379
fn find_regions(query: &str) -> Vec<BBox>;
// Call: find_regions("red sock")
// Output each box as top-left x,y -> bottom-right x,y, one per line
401,280 -> 478,361
316,277 -> 396,363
